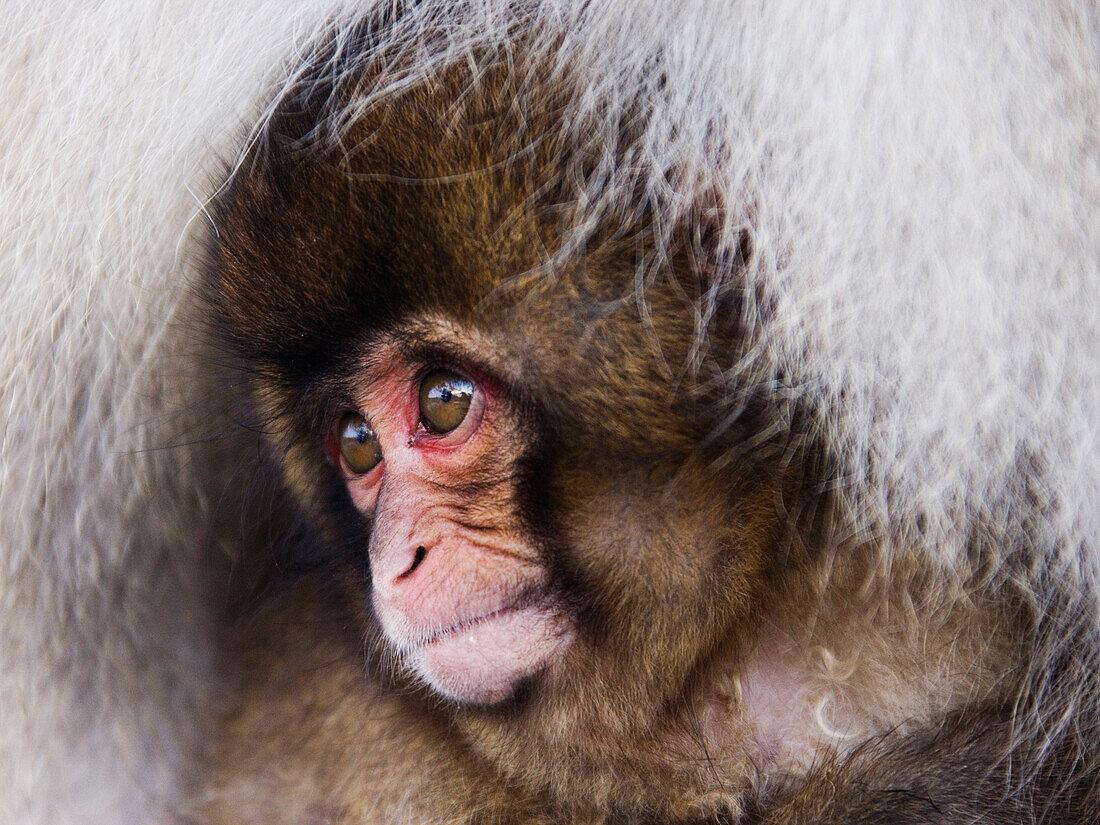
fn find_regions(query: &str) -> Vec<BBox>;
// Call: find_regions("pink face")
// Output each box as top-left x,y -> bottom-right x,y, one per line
329,345 -> 570,705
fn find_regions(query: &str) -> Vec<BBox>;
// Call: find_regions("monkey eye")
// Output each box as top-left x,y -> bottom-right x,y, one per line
418,369 -> 474,434
338,412 -> 383,474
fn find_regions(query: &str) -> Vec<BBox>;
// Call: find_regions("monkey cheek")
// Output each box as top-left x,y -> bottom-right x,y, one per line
408,606 -> 570,706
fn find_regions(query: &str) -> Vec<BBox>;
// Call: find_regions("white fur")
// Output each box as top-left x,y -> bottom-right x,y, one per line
1,1 -> 1097,822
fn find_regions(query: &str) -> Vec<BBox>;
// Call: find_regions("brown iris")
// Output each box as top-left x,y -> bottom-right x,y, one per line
419,370 -> 474,434
338,412 -> 383,474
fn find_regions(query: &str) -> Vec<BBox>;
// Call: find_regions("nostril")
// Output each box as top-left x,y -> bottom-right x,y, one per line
398,545 -> 427,580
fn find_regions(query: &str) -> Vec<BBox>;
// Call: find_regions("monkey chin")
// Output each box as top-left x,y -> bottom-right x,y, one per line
404,604 -> 569,706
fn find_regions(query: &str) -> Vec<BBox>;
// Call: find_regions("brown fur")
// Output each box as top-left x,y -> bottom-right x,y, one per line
198,32 -> 1086,825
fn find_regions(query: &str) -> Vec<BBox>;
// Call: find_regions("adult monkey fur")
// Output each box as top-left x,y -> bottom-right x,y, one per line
1,1 -> 1098,823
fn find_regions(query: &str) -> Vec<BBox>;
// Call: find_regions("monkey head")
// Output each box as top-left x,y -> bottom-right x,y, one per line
204,46 -> 786,809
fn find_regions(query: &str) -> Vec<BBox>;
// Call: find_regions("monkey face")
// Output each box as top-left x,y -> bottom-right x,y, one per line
327,336 -> 571,704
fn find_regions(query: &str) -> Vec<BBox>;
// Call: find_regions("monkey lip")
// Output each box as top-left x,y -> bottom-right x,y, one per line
405,593 -> 567,705
415,588 -> 546,646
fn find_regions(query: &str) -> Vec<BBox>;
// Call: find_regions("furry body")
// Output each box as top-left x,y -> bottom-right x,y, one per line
0,2 -> 1097,823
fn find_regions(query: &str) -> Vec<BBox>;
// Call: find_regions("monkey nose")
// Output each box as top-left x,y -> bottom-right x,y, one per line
369,536 -> 436,600
397,545 -> 428,581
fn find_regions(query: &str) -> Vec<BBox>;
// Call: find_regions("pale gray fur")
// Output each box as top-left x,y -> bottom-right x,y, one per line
0,3 -> 366,821
0,1 -> 1096,823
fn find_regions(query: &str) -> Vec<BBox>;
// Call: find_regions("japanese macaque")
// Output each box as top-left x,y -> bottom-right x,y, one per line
1,2 -> 1097,824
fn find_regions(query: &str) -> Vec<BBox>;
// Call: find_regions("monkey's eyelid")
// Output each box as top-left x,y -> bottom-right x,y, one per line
397,337 -> 501,389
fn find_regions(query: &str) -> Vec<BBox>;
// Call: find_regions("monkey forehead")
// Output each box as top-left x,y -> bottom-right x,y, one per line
357,315 -> 525,386
203,51 -> 681,365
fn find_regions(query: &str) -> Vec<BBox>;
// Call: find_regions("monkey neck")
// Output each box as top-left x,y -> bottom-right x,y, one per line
456,551 -> 1022,819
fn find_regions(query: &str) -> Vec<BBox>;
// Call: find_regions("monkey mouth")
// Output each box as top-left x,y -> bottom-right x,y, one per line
401,590 -> 568,705
415,587 -> 550,647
